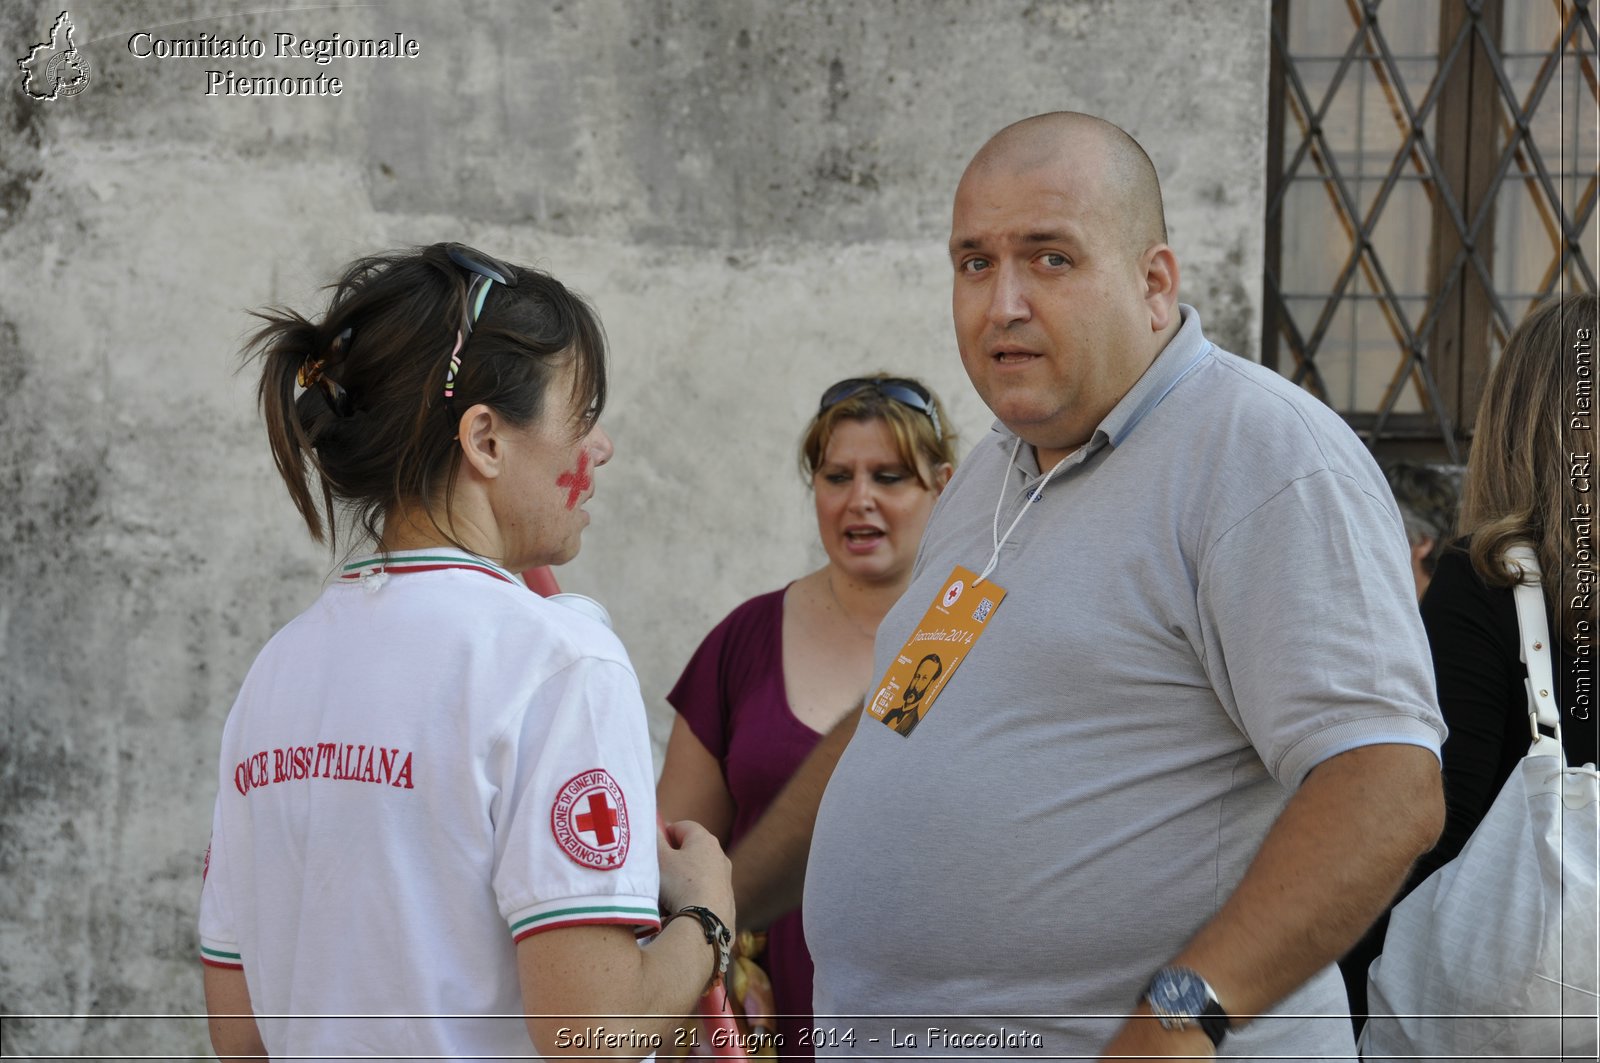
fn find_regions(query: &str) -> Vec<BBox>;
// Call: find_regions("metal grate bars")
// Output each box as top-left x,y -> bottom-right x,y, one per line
1266,0 -> 1598,459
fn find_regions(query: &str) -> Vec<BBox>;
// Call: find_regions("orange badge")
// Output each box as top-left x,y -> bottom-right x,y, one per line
866,565 -> 1006,737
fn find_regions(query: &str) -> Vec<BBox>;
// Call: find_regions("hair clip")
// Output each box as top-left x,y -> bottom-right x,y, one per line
298,358 -> 327,389
298,326 -> 355,417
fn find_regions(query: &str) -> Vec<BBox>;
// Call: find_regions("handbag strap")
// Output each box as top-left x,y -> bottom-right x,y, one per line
1504,543 -> 1563,749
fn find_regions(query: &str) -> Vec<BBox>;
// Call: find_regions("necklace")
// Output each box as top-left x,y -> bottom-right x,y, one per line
977,437 -> 1074,585
825,569 -> 880,641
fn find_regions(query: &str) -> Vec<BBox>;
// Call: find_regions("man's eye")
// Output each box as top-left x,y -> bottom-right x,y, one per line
961,257 -> 991,274
1041,252 -> 1069,268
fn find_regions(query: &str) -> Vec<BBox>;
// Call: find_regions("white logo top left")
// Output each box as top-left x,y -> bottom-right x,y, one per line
18,11 -> 92,101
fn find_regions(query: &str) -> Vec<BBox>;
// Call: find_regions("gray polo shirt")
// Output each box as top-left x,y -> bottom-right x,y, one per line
804,307 -> 1443,1059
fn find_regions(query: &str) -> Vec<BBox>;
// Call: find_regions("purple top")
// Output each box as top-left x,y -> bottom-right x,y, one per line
668,588 -> 822,1063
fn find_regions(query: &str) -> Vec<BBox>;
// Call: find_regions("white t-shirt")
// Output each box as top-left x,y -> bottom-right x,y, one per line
199,548 -> 660,1058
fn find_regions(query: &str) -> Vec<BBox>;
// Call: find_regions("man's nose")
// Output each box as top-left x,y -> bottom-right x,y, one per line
987,263 -> 1032,328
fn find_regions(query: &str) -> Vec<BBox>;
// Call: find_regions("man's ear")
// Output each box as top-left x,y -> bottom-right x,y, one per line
456,404 -> 504,480
1141,244 -> 1180,333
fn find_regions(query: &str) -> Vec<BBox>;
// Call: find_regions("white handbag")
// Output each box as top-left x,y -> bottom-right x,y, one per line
1360,545 -> 1598,1061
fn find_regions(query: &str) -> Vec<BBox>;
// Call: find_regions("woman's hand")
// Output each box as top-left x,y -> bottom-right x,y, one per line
659,819 -> 736,932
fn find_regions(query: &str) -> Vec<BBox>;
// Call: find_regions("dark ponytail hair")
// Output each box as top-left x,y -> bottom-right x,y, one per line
246,243 -> 607,551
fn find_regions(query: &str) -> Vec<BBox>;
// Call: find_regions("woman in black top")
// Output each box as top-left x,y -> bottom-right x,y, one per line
1342,290 -> 1598,1026
1415,541 -> 1594,873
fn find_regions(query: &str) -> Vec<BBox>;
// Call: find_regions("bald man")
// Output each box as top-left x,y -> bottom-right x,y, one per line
733,114 -> 1445,1061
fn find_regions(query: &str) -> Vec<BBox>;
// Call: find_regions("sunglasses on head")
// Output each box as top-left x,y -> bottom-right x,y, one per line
818,377 -> 943,442
442,245 -> 519,404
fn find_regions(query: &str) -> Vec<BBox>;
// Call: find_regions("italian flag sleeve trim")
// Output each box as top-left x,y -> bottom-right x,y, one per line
508,894 -> 662,943
199,943 -> 244,970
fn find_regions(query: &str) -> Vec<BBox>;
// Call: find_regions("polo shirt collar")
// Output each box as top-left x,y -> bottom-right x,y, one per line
338,546 -> 522,586
989,303 -> 1212,475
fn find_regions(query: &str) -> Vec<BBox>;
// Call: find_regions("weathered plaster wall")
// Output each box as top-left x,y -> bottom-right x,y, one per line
0,0 -> 1268,1052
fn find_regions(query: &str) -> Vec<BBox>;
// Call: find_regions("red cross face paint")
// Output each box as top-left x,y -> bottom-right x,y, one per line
551,768 -> 631,870
557,450 -> 592,511
494,360 -> 613,570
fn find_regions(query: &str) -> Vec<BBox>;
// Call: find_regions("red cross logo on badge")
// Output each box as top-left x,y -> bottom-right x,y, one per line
942,579 -> 965,609
552,769 -> 631,870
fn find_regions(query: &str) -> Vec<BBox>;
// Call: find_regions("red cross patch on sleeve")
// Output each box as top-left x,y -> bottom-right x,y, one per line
551,769 -> 631,870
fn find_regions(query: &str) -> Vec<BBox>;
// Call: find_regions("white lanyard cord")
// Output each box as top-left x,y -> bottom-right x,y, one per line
976,437 -> 1074,585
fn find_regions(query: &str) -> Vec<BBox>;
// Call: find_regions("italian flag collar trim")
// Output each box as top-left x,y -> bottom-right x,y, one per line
339,549 -> 520,586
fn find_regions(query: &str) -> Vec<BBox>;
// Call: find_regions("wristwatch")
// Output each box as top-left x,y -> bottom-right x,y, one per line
670,905 -> 732,986
1142,966 -> 1229,1047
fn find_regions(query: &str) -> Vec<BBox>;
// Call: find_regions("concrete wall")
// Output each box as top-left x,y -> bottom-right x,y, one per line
0,0 -> 1268,1052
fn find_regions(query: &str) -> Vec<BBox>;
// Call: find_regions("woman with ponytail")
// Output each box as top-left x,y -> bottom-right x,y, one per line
200,244 -> 733,1059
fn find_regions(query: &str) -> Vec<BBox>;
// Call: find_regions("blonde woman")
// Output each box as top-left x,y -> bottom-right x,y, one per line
658,375 -> 957,1060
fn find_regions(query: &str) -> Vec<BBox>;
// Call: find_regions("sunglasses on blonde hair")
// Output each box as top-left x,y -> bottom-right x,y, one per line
818,377 -> 943,442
